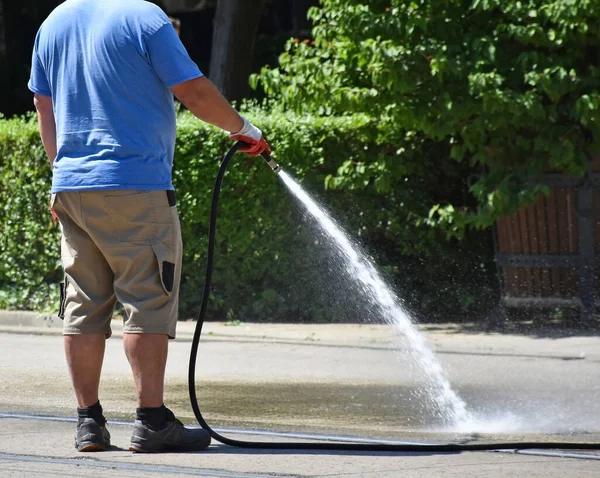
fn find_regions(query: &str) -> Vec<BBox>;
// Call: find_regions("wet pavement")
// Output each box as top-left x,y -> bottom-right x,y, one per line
1,313 -> 600,476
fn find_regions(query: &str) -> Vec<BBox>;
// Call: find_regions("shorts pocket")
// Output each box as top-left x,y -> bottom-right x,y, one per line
58,280 -> 67,320
105,191 -> 157,243
151,241 -> 176,296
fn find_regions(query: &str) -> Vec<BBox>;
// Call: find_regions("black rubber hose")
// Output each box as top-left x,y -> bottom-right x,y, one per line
188,142 -> 600,451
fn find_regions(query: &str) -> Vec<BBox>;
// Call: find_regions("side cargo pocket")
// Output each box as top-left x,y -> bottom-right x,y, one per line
58,280 -> 66,320
151,242 -> 176,296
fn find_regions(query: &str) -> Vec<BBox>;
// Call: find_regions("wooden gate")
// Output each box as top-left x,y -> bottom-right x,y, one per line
493,159 -> 600,323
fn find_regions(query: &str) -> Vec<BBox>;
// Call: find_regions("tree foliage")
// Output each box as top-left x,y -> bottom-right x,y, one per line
254,0 -> 600,237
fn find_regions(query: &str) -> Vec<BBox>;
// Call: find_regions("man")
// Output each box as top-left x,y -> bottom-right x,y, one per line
28,0 -> 270,453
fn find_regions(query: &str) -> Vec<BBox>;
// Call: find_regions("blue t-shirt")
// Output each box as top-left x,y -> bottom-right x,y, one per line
28,0 -> 203,192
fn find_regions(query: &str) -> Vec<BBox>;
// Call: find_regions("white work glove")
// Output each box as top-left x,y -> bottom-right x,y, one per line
229,117 -> 271,156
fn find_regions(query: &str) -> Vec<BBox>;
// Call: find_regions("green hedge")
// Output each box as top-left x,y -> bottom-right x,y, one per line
0,110 -> 496,322
0,116 -> 60,310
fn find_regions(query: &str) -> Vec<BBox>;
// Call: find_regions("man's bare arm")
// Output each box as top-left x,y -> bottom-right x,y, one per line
170,76 -> 244,133
33,93 -> 57,167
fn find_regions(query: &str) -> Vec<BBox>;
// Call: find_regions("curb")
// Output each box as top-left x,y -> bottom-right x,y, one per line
0,311 -> 62,328
0,310 -> 394,348
0,311 -> 593,361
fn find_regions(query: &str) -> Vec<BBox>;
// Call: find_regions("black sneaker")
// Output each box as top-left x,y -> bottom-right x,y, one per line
129,409 -> 211,453
75,418 -> 111,452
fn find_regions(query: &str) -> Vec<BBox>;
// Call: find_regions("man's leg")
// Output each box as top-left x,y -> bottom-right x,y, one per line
64,334 -> 106,407
53,191 -> 116,452
125,329 -> 210,452
123,333 -> 168,408
64,333 -> 111,452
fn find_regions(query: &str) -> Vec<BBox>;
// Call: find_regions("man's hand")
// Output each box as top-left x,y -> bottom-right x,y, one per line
49,194 -> 58,221
229,117 -> 271,156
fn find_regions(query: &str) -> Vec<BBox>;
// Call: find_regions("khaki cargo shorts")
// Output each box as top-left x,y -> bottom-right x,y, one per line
51,190 -> 183,339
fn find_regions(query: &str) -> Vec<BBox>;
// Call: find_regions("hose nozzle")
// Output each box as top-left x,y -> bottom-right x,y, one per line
260,151 -> 282,174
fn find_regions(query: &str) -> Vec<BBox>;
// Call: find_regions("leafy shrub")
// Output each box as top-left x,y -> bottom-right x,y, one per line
0,115 -> 60,310
254,0 -> 600,237
0,109 -> 496,321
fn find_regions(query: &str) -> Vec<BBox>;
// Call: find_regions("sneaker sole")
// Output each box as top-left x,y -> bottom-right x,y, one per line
77,442 -> 107,452
128,442 -> 210,453
128,444 -> 153,453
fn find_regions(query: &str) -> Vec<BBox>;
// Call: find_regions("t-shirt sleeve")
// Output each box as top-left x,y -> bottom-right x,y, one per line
28,49 -> 52,97
146,23 -> 203,88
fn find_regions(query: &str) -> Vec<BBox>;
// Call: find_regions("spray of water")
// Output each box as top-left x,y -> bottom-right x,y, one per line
279,171 -> 472,426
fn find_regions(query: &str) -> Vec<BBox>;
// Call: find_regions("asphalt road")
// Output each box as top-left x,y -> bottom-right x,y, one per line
1,318 -> 599,476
